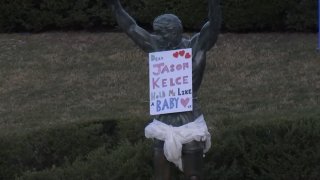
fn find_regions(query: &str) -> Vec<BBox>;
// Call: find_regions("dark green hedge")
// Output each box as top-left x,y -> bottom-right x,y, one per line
222,0 -> 318,32
1,114 -> 317,180
0,0 -> 114,32
20,141 -> 154,180
0,118 -> 149,180
0,0 -> 317,32
205,116 -> 320,179
0,120 -> 117,179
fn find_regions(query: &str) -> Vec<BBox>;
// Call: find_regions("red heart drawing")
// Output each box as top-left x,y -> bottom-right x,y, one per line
173,52 -> 179,58
179,50 -> 185,57
180,98 -> 190,107
185,53 -> 191,59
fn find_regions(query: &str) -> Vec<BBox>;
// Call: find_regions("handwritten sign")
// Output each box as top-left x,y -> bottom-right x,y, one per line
149,48 -> 193,115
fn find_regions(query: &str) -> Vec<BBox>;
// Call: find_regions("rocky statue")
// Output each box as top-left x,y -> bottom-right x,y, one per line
106,0 -> 221,179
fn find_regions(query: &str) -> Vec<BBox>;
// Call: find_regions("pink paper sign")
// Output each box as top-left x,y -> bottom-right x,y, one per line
149,48 -> 193,115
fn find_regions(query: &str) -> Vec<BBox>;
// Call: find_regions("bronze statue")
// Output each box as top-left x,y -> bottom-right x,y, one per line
106,0 -> 221,179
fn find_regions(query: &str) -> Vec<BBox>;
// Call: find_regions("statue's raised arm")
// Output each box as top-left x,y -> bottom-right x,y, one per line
191,0 -> 221,51
106,0 -> 153,52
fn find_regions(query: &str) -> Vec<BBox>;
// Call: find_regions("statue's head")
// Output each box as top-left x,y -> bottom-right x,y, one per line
153,14 -> 183,48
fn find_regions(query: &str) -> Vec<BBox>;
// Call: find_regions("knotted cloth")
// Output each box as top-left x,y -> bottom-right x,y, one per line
145,115 -> 211,171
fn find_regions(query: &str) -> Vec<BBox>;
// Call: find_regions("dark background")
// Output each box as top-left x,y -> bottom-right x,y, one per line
0,0 -> 318,32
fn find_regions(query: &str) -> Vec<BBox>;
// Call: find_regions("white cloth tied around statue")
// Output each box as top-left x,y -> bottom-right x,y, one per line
144,115 -> 211,171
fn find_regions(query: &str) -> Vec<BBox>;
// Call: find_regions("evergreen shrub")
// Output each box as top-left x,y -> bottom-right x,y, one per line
0,0 -> 317,32
0,120 -> 117,179
21,141 -> 153,180
221,0 -> 288,31
0,0 -> 114,32
285,0 -> 318,31
13,115 -> 320,180
204,116 -> 320,180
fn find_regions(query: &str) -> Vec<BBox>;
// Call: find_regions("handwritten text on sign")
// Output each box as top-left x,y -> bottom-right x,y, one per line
149,48 -> 193,115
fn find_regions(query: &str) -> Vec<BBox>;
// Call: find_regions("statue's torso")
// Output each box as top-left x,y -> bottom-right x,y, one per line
150,37 -> 206,126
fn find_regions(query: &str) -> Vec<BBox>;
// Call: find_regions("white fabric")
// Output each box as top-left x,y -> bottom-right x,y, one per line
144,115 -> 211,171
